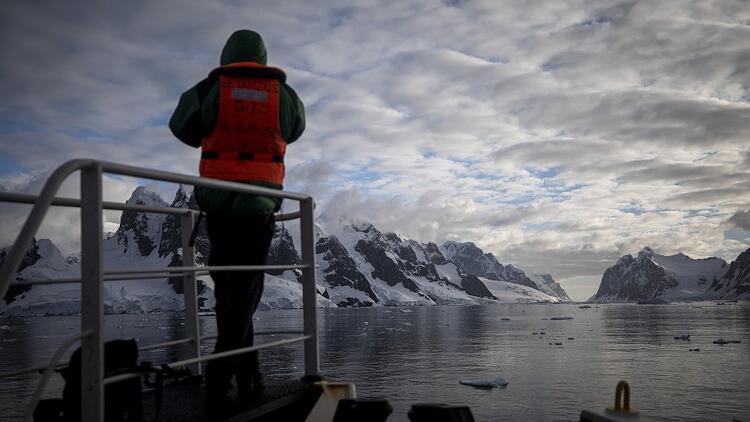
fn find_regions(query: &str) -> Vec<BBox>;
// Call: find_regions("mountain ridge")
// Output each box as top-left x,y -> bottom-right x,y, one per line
590,246 -> 749,302
1,186 -> 571,315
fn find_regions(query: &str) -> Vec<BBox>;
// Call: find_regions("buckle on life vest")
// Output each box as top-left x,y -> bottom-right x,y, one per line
202,151 -> 283,163
238,152 -> 284,163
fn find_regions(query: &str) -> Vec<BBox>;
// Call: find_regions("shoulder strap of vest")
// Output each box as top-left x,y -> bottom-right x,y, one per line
208,62 -> 286,83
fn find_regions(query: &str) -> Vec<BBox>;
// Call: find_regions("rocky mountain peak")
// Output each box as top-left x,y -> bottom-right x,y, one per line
267,225 -> 302,276
615,254 -> 635,267
345,221 -> 380,235
1,238 -> 41,304
440,241 -> 540,291
593,246 -> 737,302
115,187 -> 169,256
127,186 -> 167,206
157,186 -> 206,260
529,273 -> 572,301
637,246 -> 655,259
171,184 -> 190,209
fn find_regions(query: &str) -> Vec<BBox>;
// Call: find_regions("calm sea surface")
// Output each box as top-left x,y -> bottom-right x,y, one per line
1,302 -> 749,421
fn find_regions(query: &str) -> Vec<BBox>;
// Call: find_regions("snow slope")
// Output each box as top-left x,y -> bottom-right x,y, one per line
479,277 -> 559,303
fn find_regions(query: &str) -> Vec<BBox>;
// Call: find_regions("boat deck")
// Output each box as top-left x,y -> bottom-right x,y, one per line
143,377 -> 320,422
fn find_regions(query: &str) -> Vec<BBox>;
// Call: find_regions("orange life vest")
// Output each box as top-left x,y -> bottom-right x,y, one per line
199,62 -> 287,185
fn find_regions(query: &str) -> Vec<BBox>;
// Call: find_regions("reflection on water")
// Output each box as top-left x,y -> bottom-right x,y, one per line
1,303 -> 749,421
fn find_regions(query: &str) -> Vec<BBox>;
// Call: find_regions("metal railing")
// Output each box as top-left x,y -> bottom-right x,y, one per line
0,159 -> 319,421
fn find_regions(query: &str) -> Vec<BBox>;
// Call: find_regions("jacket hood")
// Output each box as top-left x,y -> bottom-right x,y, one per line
220,30 -> 267,66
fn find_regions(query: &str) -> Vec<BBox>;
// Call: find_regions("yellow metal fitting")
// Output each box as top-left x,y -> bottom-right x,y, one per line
608,380 -> 639,415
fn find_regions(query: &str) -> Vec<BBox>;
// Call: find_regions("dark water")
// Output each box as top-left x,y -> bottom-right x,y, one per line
1,303 -> 749,421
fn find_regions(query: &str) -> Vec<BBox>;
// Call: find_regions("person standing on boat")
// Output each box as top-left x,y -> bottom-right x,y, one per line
169,29 -> 305,409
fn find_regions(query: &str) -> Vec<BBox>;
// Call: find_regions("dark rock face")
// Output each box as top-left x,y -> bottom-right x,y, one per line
157,187 -> 210,264
441,241 -> 539,290
594,255 -> 634,298
423,242 -> 448,265
501,265 -> 539,290
316,236 -> 378,305
711,248 -> 750,296
267,225 -> 302,276
460,274 -> 496,299
1,238 -> 41,304
165,249 -> 208,300
117,212 -> 156,256
384,233 -> 419,263
158,186 -> 189,258
115,187 -> 168,256
187,194 -> 210,264
338,297 -> 374,307
593,249 -> 679,301
355,238 -> 420,293
398,240 -> 443,282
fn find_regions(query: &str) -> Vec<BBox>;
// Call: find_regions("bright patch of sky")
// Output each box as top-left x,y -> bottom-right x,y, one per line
1,0 -> 749,300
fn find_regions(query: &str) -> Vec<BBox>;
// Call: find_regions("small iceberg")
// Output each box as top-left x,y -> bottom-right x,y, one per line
713,339 -> 741,345
459,376 -> 508,390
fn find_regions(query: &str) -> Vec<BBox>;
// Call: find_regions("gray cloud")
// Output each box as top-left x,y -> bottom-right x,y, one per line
726,209 -> 750,231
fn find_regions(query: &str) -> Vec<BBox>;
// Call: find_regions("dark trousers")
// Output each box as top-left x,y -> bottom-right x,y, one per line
205,213 -> 274,399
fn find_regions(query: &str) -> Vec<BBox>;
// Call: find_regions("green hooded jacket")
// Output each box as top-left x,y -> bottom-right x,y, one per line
169,30 -> 305,215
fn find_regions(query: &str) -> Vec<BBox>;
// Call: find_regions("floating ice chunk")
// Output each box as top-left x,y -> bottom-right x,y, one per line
458,376 -> 508,389
713,339 -> 741,345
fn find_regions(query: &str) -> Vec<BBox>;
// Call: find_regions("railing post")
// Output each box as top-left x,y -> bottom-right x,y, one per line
300,198 -> 319,377
180,213 -> 201,375
80,164 -> 104,421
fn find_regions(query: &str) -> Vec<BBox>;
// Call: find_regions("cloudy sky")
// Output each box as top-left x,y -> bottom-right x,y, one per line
1,0 -> 749,300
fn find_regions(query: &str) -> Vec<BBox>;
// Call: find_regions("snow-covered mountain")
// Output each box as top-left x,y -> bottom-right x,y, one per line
440,241 -> 570,301
528,273 -> 572,301
591,246 -> 737,302
314,222 -> 499,307
1,186 -> 568,315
